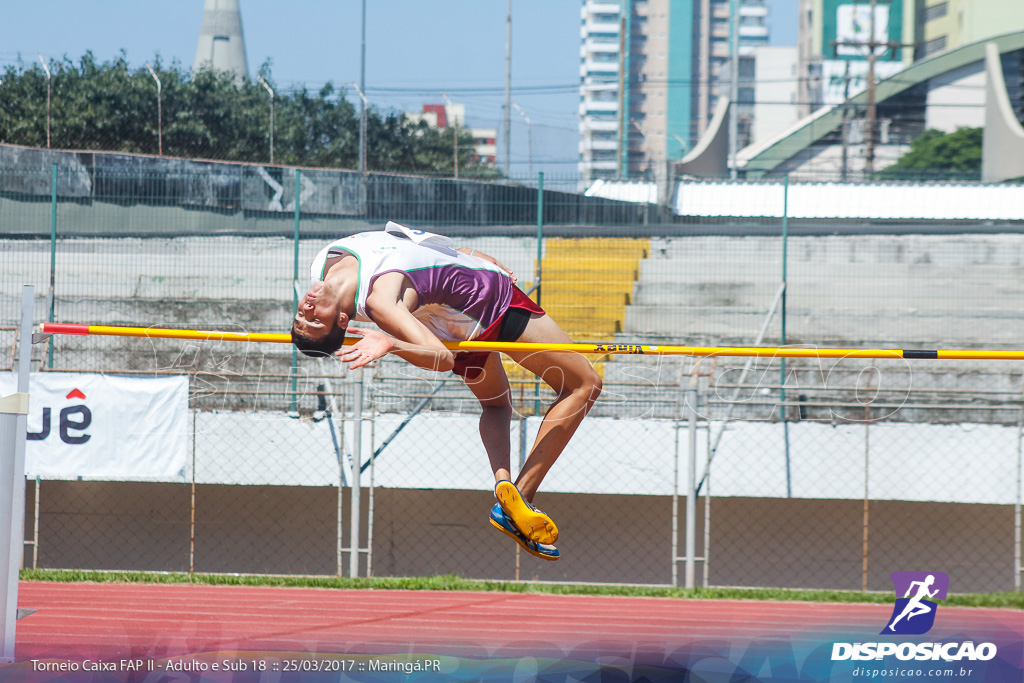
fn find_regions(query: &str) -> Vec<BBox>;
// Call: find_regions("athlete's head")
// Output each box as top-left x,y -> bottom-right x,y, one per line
291,281 -> 350,357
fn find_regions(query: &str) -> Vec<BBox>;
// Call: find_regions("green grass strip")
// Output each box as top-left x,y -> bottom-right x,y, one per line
19,569 -> 1024,609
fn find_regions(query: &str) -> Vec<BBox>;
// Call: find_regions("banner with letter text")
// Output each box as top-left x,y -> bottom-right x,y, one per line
0,372 -> 188,481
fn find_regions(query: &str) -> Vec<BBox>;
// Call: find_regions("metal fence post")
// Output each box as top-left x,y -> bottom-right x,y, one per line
863,403 -> 871,592
189,404 -> 196,575
671,389 -> 680,588
535,171 -> 544,307
1015,408 -> 1022,592
703,424 -> 711,588
48,164 -> 56,369
671,361 -> 688,588
0,285 -> 33,661
320,373 -> 346,577
290,169 -> 301,413
516,413 -> 529,580
685,367 -> 699,589
534,172 -> 544,415
349,368 -> 364,577
780,174 -> 791,497
366,371 -> 375,578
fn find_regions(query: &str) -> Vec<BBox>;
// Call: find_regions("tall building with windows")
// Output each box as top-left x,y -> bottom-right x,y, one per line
578,2 -> 625,183
914,0 -> 1024,59
578,0 -> 769,186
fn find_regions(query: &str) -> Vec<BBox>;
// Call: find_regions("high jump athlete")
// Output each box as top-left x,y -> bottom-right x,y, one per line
291,222 -> 602,561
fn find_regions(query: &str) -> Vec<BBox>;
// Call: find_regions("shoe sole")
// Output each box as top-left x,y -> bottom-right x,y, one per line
495,481 -> 559,545
489,518 -> 559,561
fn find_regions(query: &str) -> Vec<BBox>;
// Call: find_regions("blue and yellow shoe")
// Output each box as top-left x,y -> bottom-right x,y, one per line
489,503 -> 560,561
494,480 -> 559,545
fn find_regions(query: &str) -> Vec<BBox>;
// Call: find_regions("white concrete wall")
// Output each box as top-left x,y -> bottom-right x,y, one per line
66,409 -> 1022,507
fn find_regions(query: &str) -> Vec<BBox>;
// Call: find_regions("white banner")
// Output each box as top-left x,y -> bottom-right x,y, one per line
0,372 -> 188,481
836,4 -> 890,58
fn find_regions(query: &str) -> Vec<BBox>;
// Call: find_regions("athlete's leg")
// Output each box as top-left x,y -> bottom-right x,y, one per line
889,605 -> 913,629
462,351 -> 514,482
907,604 -> 931,620
507,313 -> 602,502
464,353 -> 560,557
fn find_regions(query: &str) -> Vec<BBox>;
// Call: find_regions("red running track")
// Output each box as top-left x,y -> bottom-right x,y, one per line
12,581 -> 1024,664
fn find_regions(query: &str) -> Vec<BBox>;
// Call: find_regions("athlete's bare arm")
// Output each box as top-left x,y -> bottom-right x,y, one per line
340,271 -> 455,372
903,581 -> 923,598
457,247 -> 516,283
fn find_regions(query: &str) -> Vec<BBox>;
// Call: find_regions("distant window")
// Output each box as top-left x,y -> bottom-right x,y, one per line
922,35 -> 947,56
925,2 -> 948,22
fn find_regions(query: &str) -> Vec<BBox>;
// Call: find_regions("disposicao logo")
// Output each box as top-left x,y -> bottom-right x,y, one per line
883,571 -> 948,635
831,571 -> 998,662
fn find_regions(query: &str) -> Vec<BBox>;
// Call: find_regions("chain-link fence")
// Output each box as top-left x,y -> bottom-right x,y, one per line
3,151 -> 1024,592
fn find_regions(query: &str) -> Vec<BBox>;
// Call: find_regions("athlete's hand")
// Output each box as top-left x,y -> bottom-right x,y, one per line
337,326 -> 395,368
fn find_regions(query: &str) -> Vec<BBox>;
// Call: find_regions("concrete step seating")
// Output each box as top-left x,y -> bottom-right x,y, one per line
540,279 -> 638,294
536,237 -> 650,339
539,259 -> 639,280
497,238 -> 648,393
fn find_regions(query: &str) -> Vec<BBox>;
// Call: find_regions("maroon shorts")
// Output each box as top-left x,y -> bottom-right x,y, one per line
452,287 -> 545,380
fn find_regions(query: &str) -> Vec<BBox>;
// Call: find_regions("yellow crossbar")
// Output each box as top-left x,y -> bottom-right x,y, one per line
39,324 -> 1024,360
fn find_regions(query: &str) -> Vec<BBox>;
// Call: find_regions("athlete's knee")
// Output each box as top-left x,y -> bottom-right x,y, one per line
480,401 -> 513,421
587,372 -> 602,403
575,368 -> 602,405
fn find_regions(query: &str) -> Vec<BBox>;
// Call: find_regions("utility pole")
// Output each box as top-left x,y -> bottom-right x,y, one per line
512,103 -> 533,178
728,0 -> 740,179
829,0 -> 912,179
359,0 -> 367,174
352,83 -> 368,171
840,60 -> 851,181
38,55 -> 50,149
146,63 -> 163,157
257,75 -> 274,164
504,0 -> 512,177
865,0 -> 878,174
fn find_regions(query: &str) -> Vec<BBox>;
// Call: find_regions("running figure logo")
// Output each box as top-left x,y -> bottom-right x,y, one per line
882,571 -> 949,635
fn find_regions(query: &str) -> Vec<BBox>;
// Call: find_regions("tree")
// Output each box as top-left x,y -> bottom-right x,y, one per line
879,127 -> 982,181
0,52 -> 500,178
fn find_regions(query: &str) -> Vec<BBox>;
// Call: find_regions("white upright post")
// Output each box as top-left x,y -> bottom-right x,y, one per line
349,368 -> 364,578
1011,411 -> 1019,593
685,369 -> 698,589
0,285 -> 33,661
1015,411 -> 1022,592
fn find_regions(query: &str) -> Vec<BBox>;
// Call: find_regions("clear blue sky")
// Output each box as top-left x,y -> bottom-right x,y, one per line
0,0 -> 798,179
